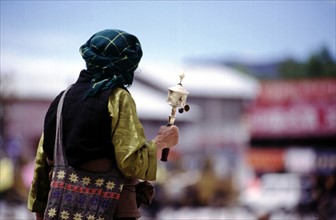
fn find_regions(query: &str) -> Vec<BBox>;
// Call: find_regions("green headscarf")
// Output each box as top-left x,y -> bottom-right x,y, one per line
80,29 -> 143,98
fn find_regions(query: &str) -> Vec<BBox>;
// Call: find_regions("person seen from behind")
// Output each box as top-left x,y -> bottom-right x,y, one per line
27,29 -> 179,220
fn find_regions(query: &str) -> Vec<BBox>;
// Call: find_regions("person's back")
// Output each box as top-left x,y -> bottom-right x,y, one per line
28,29 -> 179,220
43,70 -> 115,166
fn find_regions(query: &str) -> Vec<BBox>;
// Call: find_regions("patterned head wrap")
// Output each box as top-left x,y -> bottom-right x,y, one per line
80,29 -> 143,98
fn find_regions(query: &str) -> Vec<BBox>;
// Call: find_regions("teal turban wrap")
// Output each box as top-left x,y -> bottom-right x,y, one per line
80,29 -> 143,98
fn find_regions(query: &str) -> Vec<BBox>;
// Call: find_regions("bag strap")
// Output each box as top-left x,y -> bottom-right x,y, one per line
53,85 -> 72,166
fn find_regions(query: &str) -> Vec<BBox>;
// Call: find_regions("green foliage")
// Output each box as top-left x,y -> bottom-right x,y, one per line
279,47 -> 336,79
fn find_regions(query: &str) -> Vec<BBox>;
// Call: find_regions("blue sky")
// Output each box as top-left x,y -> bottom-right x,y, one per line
1,1 -> 335,97
1,1 -> 335,63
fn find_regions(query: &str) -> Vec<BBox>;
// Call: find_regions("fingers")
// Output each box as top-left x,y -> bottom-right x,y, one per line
154,125 -> 179,150
158,125 -> 179,136
166,126 -> 179,147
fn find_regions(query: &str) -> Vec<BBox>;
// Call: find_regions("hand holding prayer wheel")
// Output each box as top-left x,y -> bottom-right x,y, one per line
154,73 -> 190,162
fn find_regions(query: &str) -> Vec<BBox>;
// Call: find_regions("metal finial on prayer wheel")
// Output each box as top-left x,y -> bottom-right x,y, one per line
179,73 -> 185,84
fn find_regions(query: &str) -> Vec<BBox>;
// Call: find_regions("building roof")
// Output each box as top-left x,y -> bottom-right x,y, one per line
138,62 -> 260,99
2,61 -> 256,120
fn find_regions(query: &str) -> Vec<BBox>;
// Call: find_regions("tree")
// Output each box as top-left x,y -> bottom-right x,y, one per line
279,47 -> 336,79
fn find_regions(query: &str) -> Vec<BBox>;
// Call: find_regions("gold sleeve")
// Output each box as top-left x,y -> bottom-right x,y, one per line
27,134 -> 51,213
108,88 -> 157,181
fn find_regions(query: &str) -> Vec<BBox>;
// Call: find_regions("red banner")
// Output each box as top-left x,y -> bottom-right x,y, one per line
256,79 -> 336,104
248,79 -> 336,138
248,102 -> 336,137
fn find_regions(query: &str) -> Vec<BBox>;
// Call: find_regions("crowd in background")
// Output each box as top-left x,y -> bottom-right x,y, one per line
2,140 -> 335,219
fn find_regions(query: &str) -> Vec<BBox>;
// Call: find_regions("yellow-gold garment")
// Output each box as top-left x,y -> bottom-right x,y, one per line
27,87 -> 157,213
109,88 -> 157,180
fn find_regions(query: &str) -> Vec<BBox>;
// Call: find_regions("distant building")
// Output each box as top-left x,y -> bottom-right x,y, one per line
135,62 -> 260,183
246,79 -> 336,174
2,63 -> 260,183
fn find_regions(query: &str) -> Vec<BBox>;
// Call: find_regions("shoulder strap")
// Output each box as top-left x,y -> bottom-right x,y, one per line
53,85 -> 73,166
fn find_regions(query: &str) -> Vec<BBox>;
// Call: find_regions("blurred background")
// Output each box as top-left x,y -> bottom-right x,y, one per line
1,1 -> 335,219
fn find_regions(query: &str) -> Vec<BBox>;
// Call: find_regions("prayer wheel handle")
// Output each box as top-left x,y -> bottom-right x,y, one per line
160,124 -> 172,162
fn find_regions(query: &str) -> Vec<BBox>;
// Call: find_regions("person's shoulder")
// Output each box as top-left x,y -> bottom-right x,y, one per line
110,87 -> 131,97
109,87 -> 134,105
